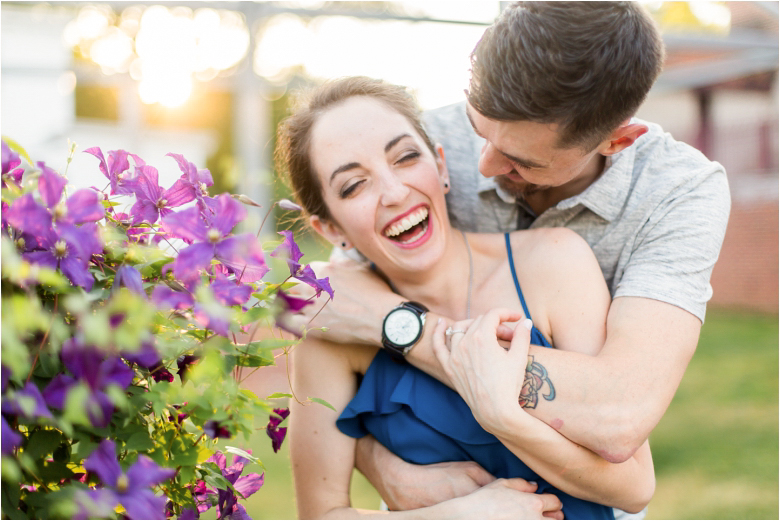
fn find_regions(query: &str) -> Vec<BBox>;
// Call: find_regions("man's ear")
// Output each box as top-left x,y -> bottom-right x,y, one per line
434,144 -> 450,192
600,123 -> 648,156
310,215 -> 352,250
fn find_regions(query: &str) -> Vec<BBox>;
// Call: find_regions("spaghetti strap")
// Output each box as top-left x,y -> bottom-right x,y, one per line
504,233 -> 533,320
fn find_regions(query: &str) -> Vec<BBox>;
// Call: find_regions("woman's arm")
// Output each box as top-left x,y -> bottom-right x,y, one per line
290,337 -> 564,519
431,230 -> 655,512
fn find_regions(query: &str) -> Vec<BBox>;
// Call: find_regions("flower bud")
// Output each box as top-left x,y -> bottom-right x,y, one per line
278,199 -> 302,212
233,194 -> 262,208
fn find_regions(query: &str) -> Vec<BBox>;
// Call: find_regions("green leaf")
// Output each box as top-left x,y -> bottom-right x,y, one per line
1,480 -> 25,519
2,136 -> 33,165
266,392 -> 293,400
25,430 -> 63,462
37,460 -> 74,484
125,431 -> 156,452
309,397 -> 337,411
1,456 -> 22,485
224,446 -> 260,464
239,307 -> 270,325
63,383 -> 91,426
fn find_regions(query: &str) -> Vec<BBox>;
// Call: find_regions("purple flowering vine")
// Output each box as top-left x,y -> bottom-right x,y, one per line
266,408 -> 290,453
192,451 -> 263,519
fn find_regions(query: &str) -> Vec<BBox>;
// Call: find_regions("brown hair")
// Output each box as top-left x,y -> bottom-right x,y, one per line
275,76 -> 436,221
468,2 -> 665,150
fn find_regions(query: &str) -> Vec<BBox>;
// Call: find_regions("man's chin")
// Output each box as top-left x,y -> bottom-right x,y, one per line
496,175 -> 550,199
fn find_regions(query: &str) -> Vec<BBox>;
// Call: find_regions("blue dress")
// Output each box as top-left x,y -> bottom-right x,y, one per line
337,233 -> 615,519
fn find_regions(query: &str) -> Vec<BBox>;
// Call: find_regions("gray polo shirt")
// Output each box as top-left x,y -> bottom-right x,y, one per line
424,102 -> 730,322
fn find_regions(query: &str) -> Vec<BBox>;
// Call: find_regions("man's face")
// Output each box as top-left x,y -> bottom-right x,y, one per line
465,103 -> 604,199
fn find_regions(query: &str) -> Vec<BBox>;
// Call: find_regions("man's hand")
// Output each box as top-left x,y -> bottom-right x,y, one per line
355,435 -> 495,511
442,479 -> 564,520
286,259 -> 402,345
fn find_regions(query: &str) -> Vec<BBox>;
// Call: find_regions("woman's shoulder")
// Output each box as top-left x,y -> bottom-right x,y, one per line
506,228 -> 595,265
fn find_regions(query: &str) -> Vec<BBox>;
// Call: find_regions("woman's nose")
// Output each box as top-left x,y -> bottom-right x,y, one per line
478,141 -> 514,178
379,173 -> 411,206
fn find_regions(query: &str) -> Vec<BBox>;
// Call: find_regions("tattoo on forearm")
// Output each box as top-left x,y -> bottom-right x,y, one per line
518,355 -> 556,409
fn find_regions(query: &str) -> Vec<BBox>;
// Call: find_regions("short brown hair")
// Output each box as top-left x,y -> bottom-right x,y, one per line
468,2 -> 665,150
275,76 -> 436,221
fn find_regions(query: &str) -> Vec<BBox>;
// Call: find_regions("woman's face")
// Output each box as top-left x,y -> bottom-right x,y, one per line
308,96 -> 450,277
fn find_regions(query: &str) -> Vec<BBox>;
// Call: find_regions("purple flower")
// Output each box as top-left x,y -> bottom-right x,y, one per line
129,164 -> 195,225
162,194 -> 268,283
1,416 -> 22,455
82,440 -> 175,520
43,338 -> 134,428
152,285 -> 195,311
195,451 -> 264,519
122,341 -> 174,383
274,290 -> 313,337
114,265 -> 145,295
1,382 -> 53,420
271,231 -> 333,299
209,276 -> 252,307
167,153 -> 213,212
203,420 -> 231,440
176,355 -> 199,383
2,140 -> 21,175
266,408 -> 290,453
22,223 -> 102,290
84,147 -> 143,195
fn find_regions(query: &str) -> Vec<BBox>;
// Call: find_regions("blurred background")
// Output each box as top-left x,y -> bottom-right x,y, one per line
1,1 -> 777,519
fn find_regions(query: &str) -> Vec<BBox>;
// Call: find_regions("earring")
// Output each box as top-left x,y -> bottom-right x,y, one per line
341,242 -> 347,248
444,182 -> 449,189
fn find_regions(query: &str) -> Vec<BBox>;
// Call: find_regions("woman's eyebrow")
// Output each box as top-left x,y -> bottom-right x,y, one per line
385,133 -> 411,152
330,133 -> 412,185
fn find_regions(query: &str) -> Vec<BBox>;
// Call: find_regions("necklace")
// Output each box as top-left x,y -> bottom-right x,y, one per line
460,229 -> 473,319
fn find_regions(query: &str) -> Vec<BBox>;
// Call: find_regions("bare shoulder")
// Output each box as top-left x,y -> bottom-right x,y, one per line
508,228 -> 597,270
292,336 -> 378,377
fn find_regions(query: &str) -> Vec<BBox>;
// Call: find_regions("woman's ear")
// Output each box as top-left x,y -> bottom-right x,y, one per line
435,144 -> 451,193
309,215 -> 352,250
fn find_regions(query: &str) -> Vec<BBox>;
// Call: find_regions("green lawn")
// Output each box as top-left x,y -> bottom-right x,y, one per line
218,307 -> 778,519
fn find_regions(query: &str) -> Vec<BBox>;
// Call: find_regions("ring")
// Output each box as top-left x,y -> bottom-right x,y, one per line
445,327 -> 466,337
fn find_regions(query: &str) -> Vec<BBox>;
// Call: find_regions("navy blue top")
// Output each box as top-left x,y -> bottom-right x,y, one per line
337,233 -> 614,519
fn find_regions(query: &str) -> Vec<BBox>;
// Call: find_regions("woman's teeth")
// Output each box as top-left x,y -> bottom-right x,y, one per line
384,207 -> 429,242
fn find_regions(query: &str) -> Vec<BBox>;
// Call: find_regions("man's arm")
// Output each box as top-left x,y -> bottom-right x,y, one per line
293,264 -> 700,460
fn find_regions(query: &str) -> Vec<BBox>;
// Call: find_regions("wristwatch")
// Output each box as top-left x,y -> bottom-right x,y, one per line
381,301 -> 429,359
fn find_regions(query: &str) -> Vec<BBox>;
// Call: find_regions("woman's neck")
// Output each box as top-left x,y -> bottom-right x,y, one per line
383,228 -> 474,321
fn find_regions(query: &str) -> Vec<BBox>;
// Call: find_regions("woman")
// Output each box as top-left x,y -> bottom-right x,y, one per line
277,77 -> 654,519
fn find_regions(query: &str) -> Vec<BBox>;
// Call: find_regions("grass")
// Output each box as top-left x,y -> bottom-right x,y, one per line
218,307 -> 777,519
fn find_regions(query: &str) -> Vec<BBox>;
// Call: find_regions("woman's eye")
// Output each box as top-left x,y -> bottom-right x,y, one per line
397,151 -> 420,164
340,180 -> 363,198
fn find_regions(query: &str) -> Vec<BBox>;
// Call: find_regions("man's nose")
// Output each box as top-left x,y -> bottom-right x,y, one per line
478,141 -> 514,178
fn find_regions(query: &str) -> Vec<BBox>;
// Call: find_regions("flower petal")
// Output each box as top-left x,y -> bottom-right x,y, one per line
1,416 -> 22,455
65,189 -> 104,224
42,373 -> 76,409
5,193 -> 52,237
122,488 -> 169,520
114,265 -> 145,295
234,472 -> 264,500
84,439 -> 122,487
161,206 -> 209,243
162,178 -> 196,208
37,162 -> 66,209
127,454 -> 176,490
173,242 -> 215,282
59,254 -> 94,291
210,194 -> 246,237
214,235 -> 268,283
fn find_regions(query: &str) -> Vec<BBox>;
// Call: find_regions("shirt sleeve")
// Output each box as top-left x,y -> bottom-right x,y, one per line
613,166 -> 731,322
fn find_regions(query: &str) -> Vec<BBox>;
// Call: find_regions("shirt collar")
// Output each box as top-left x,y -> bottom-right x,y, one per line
554,145 -> 634,222
477,174 -> 517,204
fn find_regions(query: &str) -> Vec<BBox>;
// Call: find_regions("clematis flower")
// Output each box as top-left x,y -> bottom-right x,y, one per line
2,417 -> 22,455
22,223 -> 102,290
176,354 -> 199,384
274,290 -> 313,337
194,451 -> 264,519
129,164 -> 195,225
162,194 -> 268,283
166,152 -> 213,212
1,382 -> 53,420
266,408 -> 290,453
271,231 -> 333,299
114,265 -> 145,295
84,147 -> 143,195
81,439 -> 175,520
122,341 -> 173,383
43,338 -> 134,428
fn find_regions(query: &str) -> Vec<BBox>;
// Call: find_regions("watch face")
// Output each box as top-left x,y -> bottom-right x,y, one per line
384,308 -> 421,347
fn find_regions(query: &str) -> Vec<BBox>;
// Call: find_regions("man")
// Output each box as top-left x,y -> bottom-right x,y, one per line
290,1 -> 730,516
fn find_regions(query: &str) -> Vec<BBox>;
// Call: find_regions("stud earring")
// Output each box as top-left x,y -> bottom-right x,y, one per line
444,182 -> 450,189
341,242 -> 347,248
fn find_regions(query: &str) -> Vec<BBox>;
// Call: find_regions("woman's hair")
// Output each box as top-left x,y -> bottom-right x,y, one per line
468,2 -> 664,151
275,76 -> 436,222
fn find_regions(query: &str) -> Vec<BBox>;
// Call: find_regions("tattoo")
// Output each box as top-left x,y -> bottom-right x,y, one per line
518,355 -> 556,409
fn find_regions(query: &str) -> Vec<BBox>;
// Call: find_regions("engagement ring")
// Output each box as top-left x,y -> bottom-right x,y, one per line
445,327 -> 466,337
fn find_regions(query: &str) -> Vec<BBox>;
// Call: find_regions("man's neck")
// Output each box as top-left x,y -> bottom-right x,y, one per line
524,154 -> 607,215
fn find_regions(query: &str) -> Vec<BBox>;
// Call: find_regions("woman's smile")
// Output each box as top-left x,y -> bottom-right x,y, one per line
382,205 -> 433,248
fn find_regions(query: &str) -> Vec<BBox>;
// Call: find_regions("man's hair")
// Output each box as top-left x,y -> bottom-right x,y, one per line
468,1 -> 665,150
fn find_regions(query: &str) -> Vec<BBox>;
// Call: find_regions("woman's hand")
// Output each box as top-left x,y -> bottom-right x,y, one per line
432,308 -> 534,433
442,479 -> 564,520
